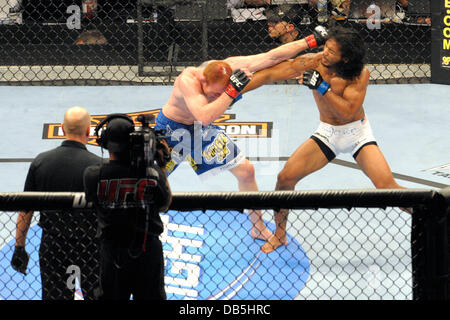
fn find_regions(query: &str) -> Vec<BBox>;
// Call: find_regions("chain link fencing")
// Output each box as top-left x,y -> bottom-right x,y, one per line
0,0 -> 431,85
0,189 -> 449,300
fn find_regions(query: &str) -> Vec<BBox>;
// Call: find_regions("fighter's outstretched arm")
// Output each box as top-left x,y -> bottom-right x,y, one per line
224,26 -> 328,73
241,52 -> 322,94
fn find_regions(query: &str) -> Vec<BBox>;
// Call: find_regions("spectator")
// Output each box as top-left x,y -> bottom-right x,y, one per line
75,29 -> 108,45
84,114 -> 172,300
228,0 -> 271,22
396,0 -> 408,11
11,106 -> 102,300
330,0 -> 350,20
265,4 -> 309,44
228,0 -> 270,7
0,0 -> 22,24
394,0 -> 431,25
347,1 -> 394,23
309,0 -> 350,20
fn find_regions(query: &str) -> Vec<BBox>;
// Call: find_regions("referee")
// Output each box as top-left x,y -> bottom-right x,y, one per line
11,106 -> 102,300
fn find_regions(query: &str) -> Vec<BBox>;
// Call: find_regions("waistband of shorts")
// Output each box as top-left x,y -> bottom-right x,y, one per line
157,110 -> 219,131
156,110 -> 193,130
319,117 -> 368,129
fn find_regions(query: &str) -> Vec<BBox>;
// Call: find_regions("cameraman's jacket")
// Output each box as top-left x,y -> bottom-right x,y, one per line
84,160 -> 169,248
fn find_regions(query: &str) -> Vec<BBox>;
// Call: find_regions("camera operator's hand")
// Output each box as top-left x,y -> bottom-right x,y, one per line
147,164 -> 172,213
156,139 -> 171,169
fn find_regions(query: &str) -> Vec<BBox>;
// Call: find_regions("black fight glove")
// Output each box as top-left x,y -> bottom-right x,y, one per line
224,70 -> 250,99
11,246 -> 29,275
305,25 -> 329,49
302,69 -> 330,96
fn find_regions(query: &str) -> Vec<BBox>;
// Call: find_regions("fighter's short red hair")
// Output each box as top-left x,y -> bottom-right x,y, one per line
203,61 -> 232,87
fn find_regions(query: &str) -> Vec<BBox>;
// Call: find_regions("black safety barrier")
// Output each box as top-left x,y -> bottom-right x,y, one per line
0,188 -> 449,300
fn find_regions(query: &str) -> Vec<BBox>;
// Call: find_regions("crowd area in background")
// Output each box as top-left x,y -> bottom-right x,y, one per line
0,1 -> 431,27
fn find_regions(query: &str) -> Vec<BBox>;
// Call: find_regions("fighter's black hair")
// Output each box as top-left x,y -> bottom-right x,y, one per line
327,25 -> 366,81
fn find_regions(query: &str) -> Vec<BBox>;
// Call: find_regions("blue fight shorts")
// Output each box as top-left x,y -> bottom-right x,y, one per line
155,111 -> 245,179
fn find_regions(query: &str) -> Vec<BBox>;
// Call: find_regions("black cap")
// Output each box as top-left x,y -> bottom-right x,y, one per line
104,118 -> 134,152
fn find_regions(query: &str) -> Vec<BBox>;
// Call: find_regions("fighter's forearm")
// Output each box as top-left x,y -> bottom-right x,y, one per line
322,90 -> 356,121
240,68 -> 275,94
192,94 -> 233,126
245,39 -> 310,72
258,39 -> 310,68
242,54 -> 319,94
15,211 -> 33,246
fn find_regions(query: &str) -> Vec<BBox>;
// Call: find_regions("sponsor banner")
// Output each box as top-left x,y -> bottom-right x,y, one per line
431,0 -> 450,84
42,109 -> 273,146
0,211 -> 310,300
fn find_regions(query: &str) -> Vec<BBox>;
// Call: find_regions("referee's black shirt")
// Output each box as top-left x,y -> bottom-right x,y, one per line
23,140 -> 102,234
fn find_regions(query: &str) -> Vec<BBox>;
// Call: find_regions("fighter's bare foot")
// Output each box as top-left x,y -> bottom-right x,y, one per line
251,227 -> 273,241
260,235 -> 287,253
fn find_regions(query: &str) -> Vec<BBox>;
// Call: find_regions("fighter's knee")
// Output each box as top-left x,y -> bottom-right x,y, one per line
276,170 -> 297,190
235,161 -> 256,183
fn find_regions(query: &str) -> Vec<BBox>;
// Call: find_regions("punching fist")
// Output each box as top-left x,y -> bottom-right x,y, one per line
305,26 -> 329,49
11,246 -> 29,275
302,69 -> 330,95
225,70 -> 251,99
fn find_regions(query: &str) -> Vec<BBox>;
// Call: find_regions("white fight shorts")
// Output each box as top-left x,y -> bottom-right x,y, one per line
310,117 -> 377,161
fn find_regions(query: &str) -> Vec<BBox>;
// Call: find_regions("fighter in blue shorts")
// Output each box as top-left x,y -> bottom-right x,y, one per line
155,111 -> 245,179
155,26 -> 329,241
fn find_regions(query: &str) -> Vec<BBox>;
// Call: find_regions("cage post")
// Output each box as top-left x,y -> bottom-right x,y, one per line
412,187 -> 450,300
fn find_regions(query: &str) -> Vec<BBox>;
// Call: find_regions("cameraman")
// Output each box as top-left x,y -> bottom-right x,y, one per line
83,114 -> 171,300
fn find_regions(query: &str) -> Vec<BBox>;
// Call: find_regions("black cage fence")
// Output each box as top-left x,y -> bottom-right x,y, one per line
0,188 -> 449,300
0,0 -> 431,85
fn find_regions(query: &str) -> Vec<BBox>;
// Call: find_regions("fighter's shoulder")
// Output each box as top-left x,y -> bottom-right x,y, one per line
291,52 -> 322,68
336,68 -> 369,92
354,67 -> 370,87
178,67 -> 198,84
177,67 -> 201,94
360,67 -> 370,81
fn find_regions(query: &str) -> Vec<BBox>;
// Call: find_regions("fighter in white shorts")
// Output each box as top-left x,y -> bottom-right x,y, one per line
240,25 -> 406,253
310,117 -> 377,161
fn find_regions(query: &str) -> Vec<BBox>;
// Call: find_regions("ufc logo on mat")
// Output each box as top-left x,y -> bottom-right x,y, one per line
97,178 -> 158,205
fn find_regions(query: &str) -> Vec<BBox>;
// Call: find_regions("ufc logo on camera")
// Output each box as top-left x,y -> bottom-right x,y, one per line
97,178 -> 158,207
